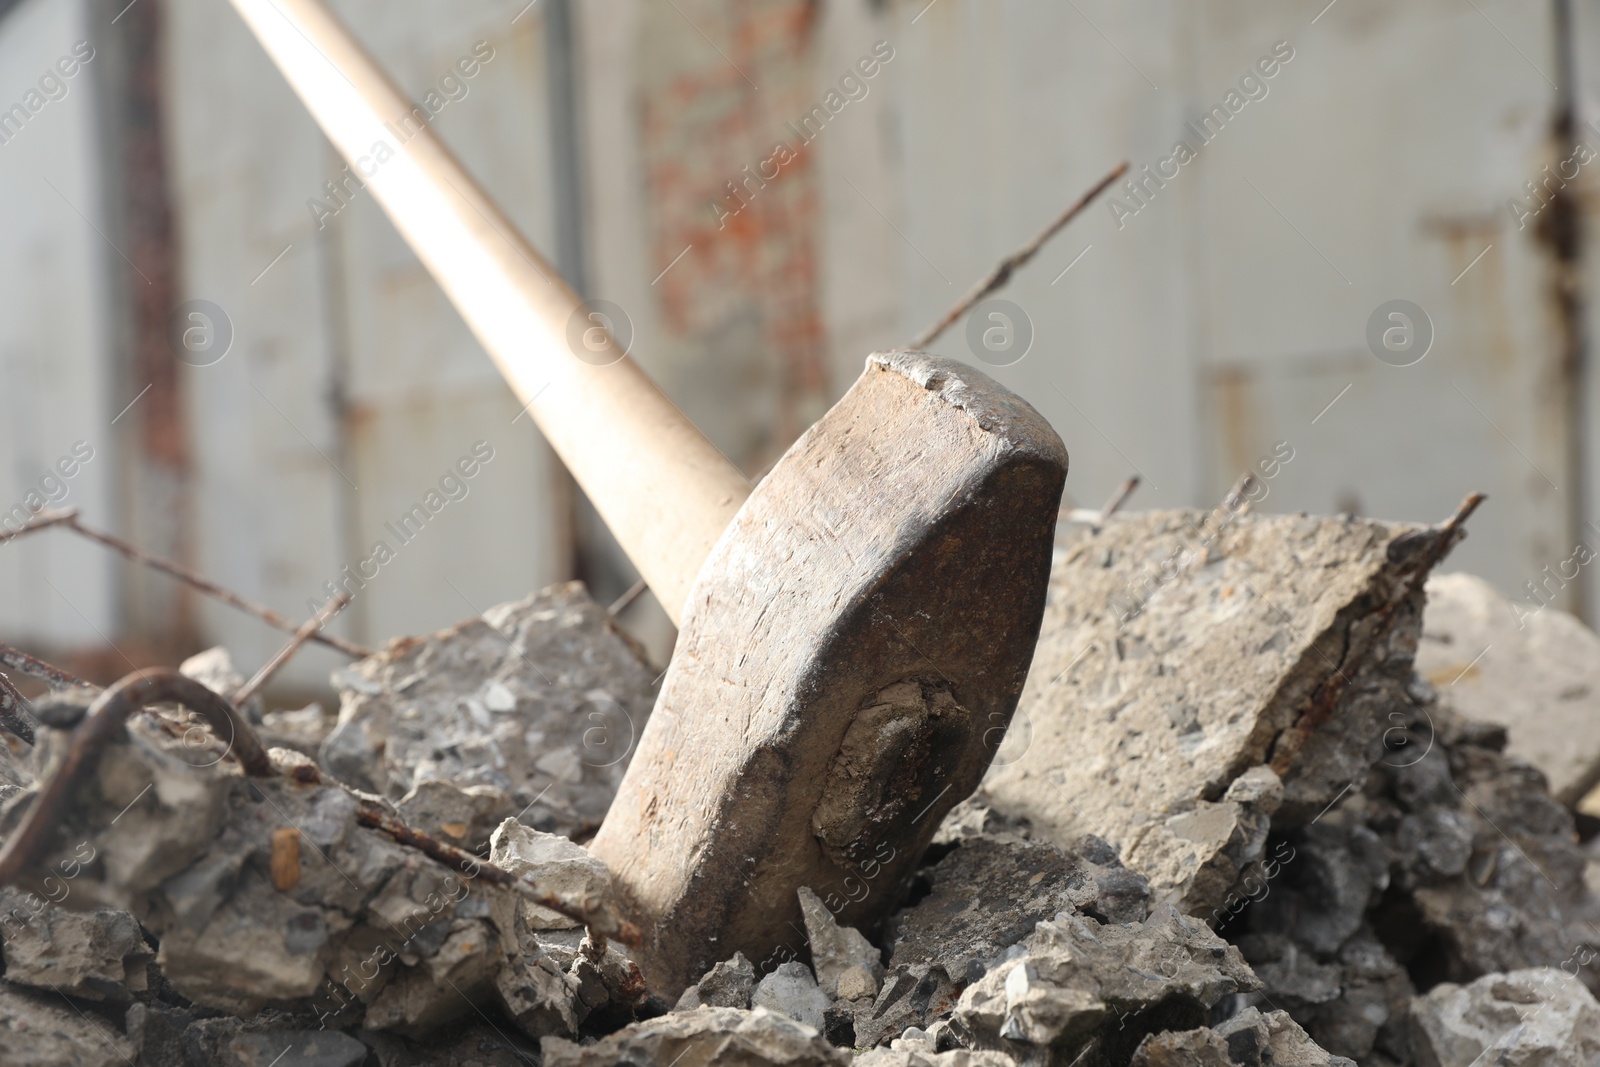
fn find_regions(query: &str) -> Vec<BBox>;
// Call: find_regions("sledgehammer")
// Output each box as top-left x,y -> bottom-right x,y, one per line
233,0 -> 1067,996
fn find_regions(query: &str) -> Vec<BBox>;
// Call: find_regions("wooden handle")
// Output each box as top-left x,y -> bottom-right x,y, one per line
229,0 -> 748,624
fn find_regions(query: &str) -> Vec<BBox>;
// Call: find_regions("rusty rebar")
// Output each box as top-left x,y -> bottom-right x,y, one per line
353,800 -> 641,947
0,507 -> 80,546
1096,476 -> 1140,529
0,669 -> 273,888
0,674 -> 37,745
908,160 -> 1129,350
59,515 -> 374,659
234,591 -> 352,706
606,578 -> 648,617
0,645 -> 94,691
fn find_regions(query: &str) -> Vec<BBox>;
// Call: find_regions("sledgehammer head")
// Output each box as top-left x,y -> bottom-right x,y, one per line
589,351 -> 1067,995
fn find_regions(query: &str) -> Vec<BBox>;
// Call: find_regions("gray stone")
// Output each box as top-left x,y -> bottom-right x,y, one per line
1410,968 -> 1600,1067
0,888 -> 152,1001
1418,572 -> 1600,806
259,703 -> 334,757
0,714 -> 523,1031
836,964 -> 878,1001
1233,697 -> 1600,1062
0,979 -> 136,1066
855,1052 -> 1018,1067
395,780 -> 510,854
319,582 -> 658,839
492,945 -> 580,1038
753,960 -> 831,1031
224,1030 -> 369,1067
182,645 -> 262,721
488,818 -> 615,930
985,509 -> 1465,917
799,885 -> 883,997
1130,1007 -> 1356,1066
948,904 -> 1259,1063
540,1005 -> 848,1066
853,968 -> 958,1050
675,951 -> 757,1010
887,834 -> 1150,984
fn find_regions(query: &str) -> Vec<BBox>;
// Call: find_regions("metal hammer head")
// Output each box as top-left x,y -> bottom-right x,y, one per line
589,351 -> 1067,996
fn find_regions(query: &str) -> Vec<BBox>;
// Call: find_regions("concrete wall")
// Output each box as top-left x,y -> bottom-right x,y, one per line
3,0 -> 1596,687
0,0 -> 117,647
159,0 -> 569,687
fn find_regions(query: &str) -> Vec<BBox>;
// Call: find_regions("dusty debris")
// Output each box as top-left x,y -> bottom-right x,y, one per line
0,887 -> 152,1001
949,904 -> 1258,1062
855,1051 -> 1019,1067
396,780 -> 510,854
984,506 -> 1471,918
799,885 -> 885,997
0,677 -> 628,1046
1417,571 -> 1600,806
320,582 -> 658,839
753,960 -> 832,1031
182,645 -> 263,722
1129,1007 -> 1356,1066
540,1005 -> 848,1066
1408,968 -> 1600,1066
490,817 -> 616,930
889,833 -> 1151,980
0,978 -> 137,1066
675,951 -> 758,1009
259,703 -> 333,756
1232,695 -> 1600,1063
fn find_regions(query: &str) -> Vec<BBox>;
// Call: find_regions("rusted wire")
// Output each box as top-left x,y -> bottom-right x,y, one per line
1269,492 -> 1487,776
234,592 -> 352,705
606,578 -> 648,617
353,800 -> 641,948
0,645 -> 94,691
1095,476 -> 1141,531
908,160 -> 1129,351
58,515 -> 374,659
0,669 -> 274,887
0,507 -> 80,545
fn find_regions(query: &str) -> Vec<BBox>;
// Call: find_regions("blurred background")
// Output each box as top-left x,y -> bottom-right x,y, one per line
0,0 -> 1595,700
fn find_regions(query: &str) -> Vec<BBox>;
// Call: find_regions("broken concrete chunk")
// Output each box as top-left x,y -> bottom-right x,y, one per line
888,834 -> 1150,985
1130,1007 -> 1356,1067
224,1029 -> 369,1067
540,1006 -> 848,1066
320,582 -> 658,838
675,951 -> 757,1010
753,961 -> 831,1031
837,964 -> 878,1001
0,978 -> 137,1066
488,818 -> 615,930
492,945 -> 581,1038
948,904 -> 1259,1063
1410,968 -> 1600,1067
260,703 -> 334,757
182,645 -> 261,721
1417,572 -> 1600,806
985,509 -> 1463,917
0,888 -> 152,1001
3,715 -> 524,1031
1234,696 -> 1600,1061
855,1052 -> 1018,1067
799,885 -> 883,997
396,780 -> 512,854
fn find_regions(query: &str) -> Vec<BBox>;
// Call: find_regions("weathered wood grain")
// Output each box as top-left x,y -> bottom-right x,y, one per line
590,351 -> 1067,995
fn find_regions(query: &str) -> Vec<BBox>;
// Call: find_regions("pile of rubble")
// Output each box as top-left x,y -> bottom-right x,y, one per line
4,505 -> 1600,1066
